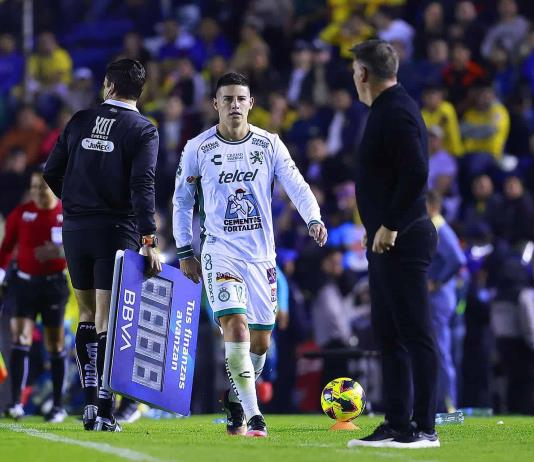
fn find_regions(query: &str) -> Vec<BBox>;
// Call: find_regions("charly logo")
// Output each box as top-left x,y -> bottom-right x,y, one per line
82,138 -> 114,152
211,154 -> 222,166
218,287 -> 230,302
250,150 -> 263,165
203,253 -> 213,270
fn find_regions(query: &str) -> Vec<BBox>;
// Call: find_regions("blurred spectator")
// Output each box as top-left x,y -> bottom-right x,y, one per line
442,41 -> 486,112
416,38 -> 449,89
0,105 -> 47,167
154,18 -> 198,71
320,13 -> 374,60
286,41 -> 315,107
249,92 -> 297,135
372,6 -> 414,60
202,55 -> 228,96
116,31 -> 152,67
459,174 -> 503,237
481,0 -> 529,62
231,17 -> 269,73
138,61 -> 165,114
487,44 -> 517,102
311,247 -> 353,385
414,2 -> 446,60
0,33 -> 23,97
427,190 -> 466,412
421,86 -> 464,157
164,56 -> 206,111
285,99 -> 327,158
325,87 -> 367,157
193,17 -> 232,69
245,47 -> 282,108
461,82 -> 510,158
522,134 -> 534,196
499,175 -> 534,246
521,29 -> 534,95
39,107 -> 73,162
448,0 -> 487,61
28,31 -> 72,87
61,67 -> 97,114
0,148 -> 30,218
427,125 -> 460,220
247,0 -> 294,69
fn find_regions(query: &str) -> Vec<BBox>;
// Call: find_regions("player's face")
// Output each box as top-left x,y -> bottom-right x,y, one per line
30,174 -> 55,208
214,85 -> 254,127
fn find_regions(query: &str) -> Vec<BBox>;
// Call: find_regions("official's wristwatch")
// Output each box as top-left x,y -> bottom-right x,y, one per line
141,234 -> 159,248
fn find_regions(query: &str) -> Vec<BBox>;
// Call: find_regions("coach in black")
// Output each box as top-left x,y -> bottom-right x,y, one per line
44,59 -> 161,432
347,40 -> 440,449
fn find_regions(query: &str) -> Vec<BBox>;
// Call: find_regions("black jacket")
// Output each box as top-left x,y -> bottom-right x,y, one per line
43,100 -> 159,235
355,84 -> 428,241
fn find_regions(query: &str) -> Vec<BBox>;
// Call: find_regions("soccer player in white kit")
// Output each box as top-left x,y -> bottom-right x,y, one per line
173,73 -> 327,437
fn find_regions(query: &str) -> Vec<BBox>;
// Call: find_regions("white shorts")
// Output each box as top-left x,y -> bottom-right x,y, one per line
201,250 -> 277,330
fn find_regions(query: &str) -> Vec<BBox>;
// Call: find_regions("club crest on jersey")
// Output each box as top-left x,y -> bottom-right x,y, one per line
218,287 -> 230,302
250,151 -> 263,165
223,189 -> 263,232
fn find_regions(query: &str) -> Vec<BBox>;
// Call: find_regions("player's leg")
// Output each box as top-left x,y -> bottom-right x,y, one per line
201,250 -> 253,435
42,274 -> 70,423
63,229 -> 98,429
7,316 -> 33,419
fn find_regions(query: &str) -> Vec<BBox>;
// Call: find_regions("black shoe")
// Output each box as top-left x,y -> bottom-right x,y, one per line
347,422 -> 402,448
94,415 -> 122,432
45,406 -> 68,423
82,405 -> 98,430
387,428 -> 440,449
222,390 -> 246,435
246,415 -> 267,437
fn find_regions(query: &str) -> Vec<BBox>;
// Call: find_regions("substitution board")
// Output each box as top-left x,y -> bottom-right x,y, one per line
103,249 -> 202,415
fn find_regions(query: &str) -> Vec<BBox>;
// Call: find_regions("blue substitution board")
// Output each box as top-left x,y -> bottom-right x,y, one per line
103,249 -> 202,415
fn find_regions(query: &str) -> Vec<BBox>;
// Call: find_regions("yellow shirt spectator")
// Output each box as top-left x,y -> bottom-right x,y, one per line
29,32 -> 72,85
461,100 -> 510,159
422,101 -> 464,156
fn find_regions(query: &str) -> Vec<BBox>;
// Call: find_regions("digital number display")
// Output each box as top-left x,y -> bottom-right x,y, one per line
131,277 -> 172,391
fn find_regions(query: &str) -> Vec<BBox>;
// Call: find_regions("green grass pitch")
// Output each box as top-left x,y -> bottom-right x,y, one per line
1,415 -> 533,462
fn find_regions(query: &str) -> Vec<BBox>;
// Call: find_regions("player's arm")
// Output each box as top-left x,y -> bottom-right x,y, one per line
172,142 -> 201,283
273,136 -> 327,246
131,122 -> 161,277
0,207 -> 21,285
43,117 -> 72,198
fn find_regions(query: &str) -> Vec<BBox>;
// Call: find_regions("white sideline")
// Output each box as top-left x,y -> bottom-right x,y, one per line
0,423 -> 170,462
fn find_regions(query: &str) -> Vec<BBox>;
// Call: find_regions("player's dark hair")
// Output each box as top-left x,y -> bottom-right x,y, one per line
351,39 -> 399,81
215,72 -> 250,94
105,58 -> 146,100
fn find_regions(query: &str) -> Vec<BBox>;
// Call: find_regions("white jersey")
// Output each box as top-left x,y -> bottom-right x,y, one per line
173,124 -> 322,262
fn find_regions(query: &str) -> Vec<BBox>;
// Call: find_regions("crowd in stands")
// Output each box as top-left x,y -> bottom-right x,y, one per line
1,0 -> 534,415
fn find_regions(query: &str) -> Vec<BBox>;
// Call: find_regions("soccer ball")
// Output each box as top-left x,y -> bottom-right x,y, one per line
320,377 -> 366,422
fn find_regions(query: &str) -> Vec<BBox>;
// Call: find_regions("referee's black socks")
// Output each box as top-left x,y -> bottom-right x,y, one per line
96,331 -> 113,419
10,343 -> 30,405
50,350 -> 67,408
75,322 -> 98,406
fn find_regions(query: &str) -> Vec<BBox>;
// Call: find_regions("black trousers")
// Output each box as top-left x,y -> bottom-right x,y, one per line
367,218 -> 438,432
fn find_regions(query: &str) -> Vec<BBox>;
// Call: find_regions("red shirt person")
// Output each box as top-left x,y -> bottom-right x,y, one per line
0,169 -> 69,423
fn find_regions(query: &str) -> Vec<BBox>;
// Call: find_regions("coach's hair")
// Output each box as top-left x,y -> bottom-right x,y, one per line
105,58 -> 146,100
351,39 -> 399,81
215,72 -> 250,94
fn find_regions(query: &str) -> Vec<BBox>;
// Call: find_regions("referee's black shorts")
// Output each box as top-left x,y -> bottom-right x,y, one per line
63,223 -> 140,290
13,271 -> 69,326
